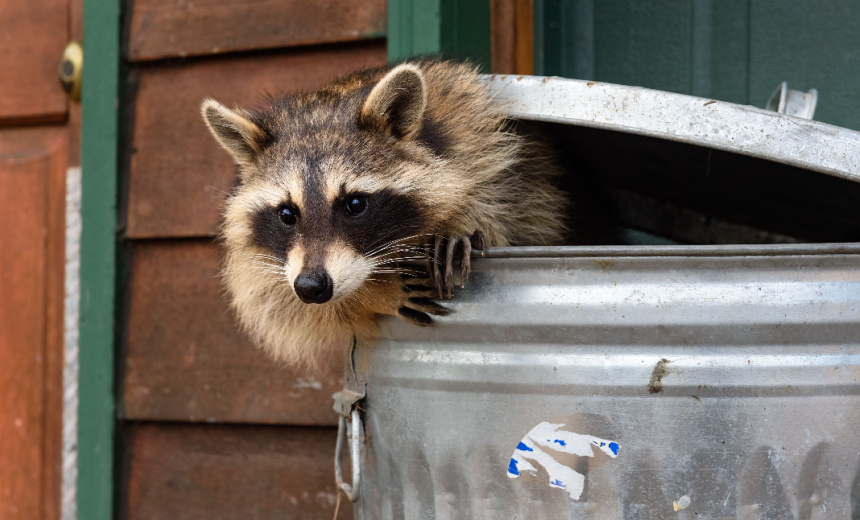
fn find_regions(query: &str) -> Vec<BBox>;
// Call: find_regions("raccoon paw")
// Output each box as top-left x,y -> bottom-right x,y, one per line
430,231 -> 485,299
398,281 -> 451,326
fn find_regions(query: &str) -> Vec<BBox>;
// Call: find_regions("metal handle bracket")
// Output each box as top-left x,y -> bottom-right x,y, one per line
334,409 -> 362,502
333,337 -> 366,503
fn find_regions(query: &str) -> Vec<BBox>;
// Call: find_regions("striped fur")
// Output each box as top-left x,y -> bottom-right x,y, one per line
202,60 -> 570,368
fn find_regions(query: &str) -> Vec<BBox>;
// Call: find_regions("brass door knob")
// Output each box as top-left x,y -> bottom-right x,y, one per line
59,41 -> 83,102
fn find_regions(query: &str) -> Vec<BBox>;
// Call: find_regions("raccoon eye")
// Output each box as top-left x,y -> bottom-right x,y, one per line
277,205 -> 298,227
345,195 -> 368,216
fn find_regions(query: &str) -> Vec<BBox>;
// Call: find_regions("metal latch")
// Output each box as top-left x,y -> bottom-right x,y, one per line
333,387 -> 364,502
765,81 -> 818,120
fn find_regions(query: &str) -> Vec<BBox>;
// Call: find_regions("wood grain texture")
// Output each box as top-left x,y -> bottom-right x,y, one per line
0,0 -> 68,122
491,0 -> 515,73
42,132 -> 66,520
123,240 -> 344,425
128,0 -> 385,61
127,42 -> 386,238
491,0 -> 533,75
0,127 -> 67,520
513,0 -> 534,75
123,423 -> 351,520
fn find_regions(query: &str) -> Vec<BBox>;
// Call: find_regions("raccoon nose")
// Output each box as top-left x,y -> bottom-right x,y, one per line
294,270 -> 334,304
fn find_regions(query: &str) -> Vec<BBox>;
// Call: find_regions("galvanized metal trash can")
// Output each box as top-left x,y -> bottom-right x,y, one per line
334,77 -> 860,519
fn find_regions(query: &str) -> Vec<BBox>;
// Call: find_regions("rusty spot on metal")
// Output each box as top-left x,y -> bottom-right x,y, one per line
703,100 -> 716,106
648,358 -> 671,394
587,81 -> 597,87
592,259 -> 615,270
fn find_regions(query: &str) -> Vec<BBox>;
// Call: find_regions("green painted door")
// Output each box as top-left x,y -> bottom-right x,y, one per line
388,0 -> 491,70
536,0 -> 860,131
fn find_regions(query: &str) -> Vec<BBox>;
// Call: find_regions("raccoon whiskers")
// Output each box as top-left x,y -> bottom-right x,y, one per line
367,258 -> 426,269
248,265 -> 291,285
249,258 -> 283,269
366,252 -> 427,265
245,253 -> 290,283
206,186 -> 233,197
248,252 -> 287,264
249,261 -> 287,277
363,233 -> 434,258
371,268 -> 426,278
368,232 -> 443,252
363,277 -> 399,285
366,243 -> 430,260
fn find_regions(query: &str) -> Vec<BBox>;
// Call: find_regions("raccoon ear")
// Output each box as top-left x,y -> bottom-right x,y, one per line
361,64 -> 427,139
201,99 -> 267,167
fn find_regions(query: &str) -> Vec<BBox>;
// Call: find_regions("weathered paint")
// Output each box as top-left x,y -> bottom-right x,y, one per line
507,421 -> 620,500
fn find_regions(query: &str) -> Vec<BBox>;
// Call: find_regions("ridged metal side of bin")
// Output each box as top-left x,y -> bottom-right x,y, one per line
338,78 -> 860,520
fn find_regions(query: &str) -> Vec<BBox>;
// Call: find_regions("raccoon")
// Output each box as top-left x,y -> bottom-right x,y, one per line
202,60 -> 570,368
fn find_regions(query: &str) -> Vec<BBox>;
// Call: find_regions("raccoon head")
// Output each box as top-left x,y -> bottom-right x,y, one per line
203,64 -> 439,306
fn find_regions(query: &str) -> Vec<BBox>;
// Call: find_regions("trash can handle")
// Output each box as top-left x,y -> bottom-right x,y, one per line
334,408 -> 362,502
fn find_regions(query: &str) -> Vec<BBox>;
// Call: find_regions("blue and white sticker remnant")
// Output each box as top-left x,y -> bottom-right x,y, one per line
507,422 -> 620,500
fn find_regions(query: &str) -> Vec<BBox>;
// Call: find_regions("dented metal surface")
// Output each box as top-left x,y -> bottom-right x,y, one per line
352,244 -> 860,519
344,78 -> 860,517
483,75 -> 860,183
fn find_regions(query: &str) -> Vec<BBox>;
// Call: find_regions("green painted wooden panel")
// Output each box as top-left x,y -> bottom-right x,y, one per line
440,0 -> 491,69
79,0 -> 121,518
536,0 -> 860,131
388,0 -> 442,60
388,0 -> 490,70
749,1 -> 860,131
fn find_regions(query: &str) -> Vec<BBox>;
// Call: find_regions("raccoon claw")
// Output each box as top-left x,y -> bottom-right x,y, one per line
470,230 -> 486,255
444,236 -> 460,298
407,297 -> 450,316
403,279 -> 438,299
398,306 -> 433,326
430,231 -> 485,299
431,236 -> 445,299
402,277 -> 450,315
397,296 -> 450,327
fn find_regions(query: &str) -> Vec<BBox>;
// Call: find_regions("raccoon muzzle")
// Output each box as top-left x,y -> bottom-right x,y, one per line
294,270 -> 334,304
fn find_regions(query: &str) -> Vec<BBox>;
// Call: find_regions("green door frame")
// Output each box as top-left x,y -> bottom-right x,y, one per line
78,0 -> 121,518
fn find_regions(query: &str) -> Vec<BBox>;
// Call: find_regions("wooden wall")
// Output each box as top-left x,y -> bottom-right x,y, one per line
120,2 -> 386,518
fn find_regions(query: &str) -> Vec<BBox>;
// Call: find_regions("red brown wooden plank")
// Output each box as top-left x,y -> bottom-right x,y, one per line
128,0 -> 385,61
0,127 -> 67,520
123,240 -> 344,425
490,0 -> 533,75
42,130 -> 67,520
0,0 -> 68,122
124,423 -> 351,520
127,42 -> 386,238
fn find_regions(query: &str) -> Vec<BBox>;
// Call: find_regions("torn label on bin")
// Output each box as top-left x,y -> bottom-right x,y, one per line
507,421 -> 619,500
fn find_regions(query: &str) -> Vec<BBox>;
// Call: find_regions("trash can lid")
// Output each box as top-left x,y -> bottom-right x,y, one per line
485,75 -> 860,184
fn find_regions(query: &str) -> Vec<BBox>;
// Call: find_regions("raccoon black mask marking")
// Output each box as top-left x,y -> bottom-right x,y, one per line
202,60 -> 570,368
